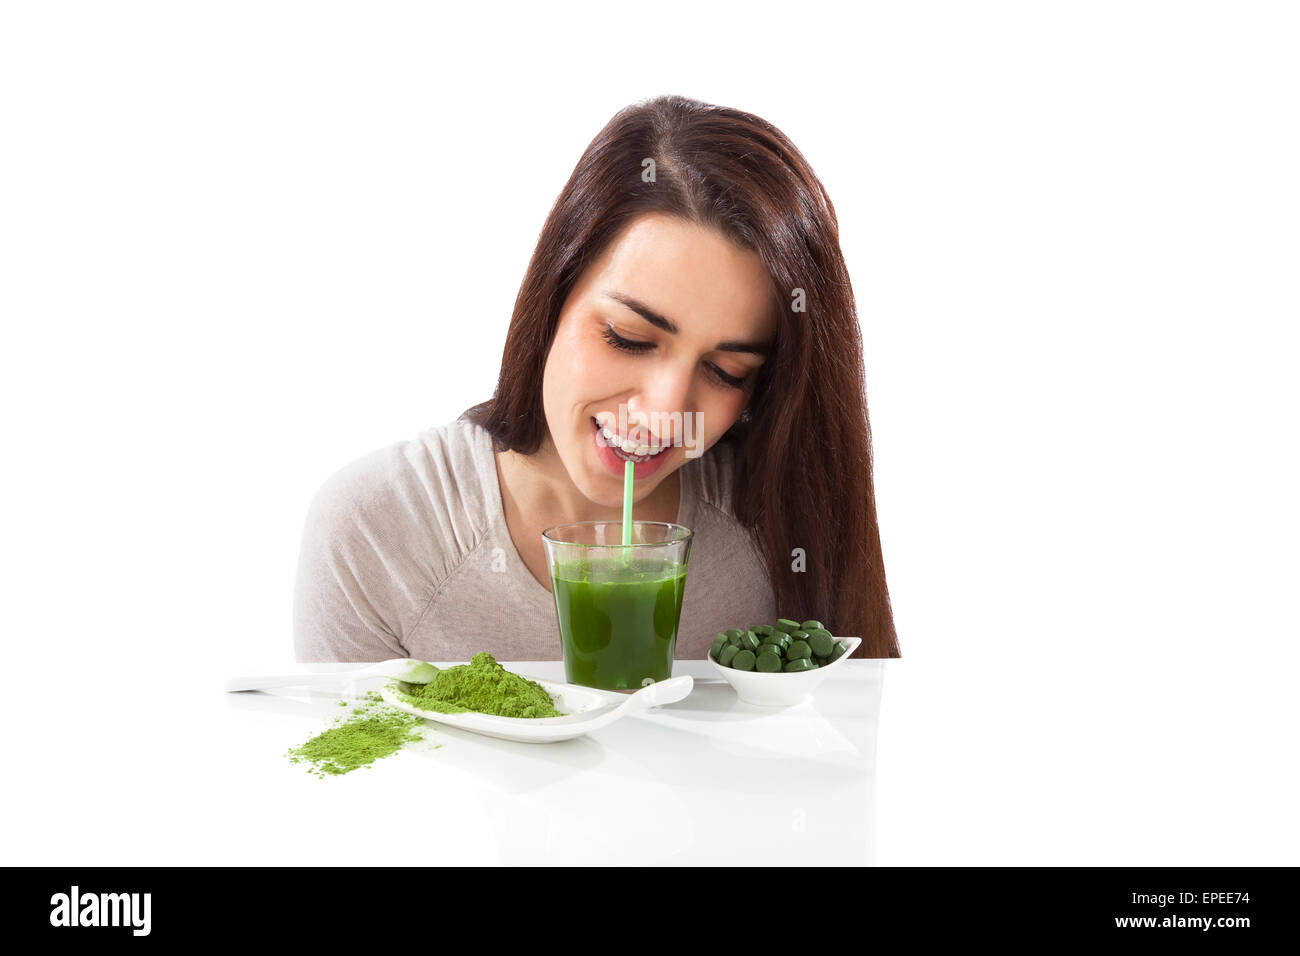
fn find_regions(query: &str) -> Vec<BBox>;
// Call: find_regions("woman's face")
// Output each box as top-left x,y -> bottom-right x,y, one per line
541,212 -> 776,509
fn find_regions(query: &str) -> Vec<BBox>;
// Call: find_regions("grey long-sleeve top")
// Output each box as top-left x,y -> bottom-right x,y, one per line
293,415 -> 776,662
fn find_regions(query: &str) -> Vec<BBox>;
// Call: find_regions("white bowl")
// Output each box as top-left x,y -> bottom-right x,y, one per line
706,636 -> 861,706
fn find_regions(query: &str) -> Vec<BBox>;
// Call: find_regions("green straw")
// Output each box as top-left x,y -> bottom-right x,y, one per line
622,458 -> 634,565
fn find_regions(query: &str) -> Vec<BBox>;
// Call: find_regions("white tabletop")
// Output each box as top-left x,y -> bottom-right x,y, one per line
11,642 -> 1298,865
26,659 -> 881,866
243,660 -> 884,865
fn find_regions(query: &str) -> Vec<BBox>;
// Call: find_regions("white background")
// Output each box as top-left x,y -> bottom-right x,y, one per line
1,1 -> 1296,865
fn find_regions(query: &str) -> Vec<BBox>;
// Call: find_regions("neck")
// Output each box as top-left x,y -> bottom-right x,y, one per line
496,436 -> 680,527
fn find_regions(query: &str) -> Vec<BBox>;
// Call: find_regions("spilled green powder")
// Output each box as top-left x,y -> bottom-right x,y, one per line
394,652 -> 564,718
284,654 -> 556,777
286,690 -> 426,778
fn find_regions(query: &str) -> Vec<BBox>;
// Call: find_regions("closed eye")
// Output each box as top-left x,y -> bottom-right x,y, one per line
600,324 -> 653,353
707,364 -> 747,389
601,323 -> 749,391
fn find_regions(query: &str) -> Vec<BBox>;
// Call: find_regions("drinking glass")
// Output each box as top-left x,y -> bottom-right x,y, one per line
541,521 -> 693,691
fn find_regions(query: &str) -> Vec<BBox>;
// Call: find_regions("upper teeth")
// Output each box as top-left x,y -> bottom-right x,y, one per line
601,425 -> 659,456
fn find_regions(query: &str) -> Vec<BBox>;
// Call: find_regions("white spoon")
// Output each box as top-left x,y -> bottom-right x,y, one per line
380,673 -> 695,744
224,658 -> 439,693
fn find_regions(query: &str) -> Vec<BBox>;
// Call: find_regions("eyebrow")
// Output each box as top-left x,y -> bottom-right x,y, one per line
604,290 -> 772,356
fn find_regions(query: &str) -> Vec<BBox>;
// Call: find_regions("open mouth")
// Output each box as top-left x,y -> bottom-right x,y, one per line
591,417 -> 671,464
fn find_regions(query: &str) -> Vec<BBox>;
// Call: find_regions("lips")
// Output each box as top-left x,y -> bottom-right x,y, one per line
591,417 -> 672,480
592,417 -> 669,461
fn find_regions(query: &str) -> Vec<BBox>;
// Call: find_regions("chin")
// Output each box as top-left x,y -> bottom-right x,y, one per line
557,449 -> 617,508
579,481 -> 624,511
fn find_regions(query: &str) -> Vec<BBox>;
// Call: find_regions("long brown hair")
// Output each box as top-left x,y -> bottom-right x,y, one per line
466,94 -> 900,658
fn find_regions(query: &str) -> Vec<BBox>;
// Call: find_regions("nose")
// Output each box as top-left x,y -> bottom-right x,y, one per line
627,363 -> 694,445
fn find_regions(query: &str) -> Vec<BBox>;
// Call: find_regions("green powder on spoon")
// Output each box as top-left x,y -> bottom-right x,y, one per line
393,652 -> 564,718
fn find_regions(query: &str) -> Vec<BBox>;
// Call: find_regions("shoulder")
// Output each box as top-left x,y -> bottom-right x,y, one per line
302,418 -> 497,586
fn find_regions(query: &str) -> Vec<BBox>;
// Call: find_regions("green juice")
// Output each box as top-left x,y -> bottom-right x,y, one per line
550,557 -> 689,690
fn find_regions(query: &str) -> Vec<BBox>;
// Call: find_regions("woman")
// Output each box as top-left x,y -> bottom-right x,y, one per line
294,94 -> 900,662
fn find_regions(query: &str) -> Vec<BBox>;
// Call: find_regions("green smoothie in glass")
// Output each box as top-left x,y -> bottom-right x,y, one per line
542,521 -> 693,691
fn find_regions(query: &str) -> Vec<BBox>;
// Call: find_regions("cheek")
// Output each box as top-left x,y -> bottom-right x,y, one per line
558,329 -> 624,395
698,392 -> 748,442
542,326 -> 616,423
